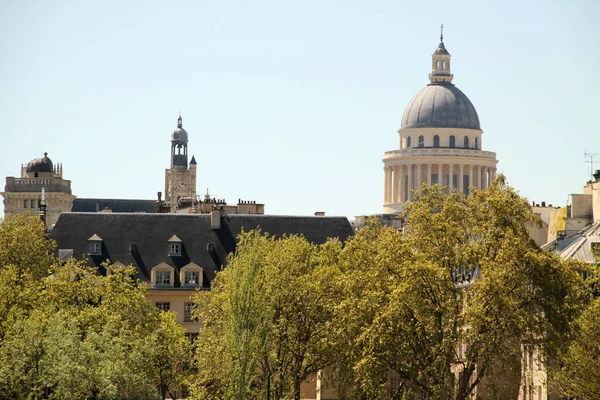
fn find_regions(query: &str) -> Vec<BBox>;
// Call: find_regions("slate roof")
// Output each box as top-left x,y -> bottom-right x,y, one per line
401,83 -> 481,130
543,221 -> 600,264
72,198 -> 156,213
50,213 -> 354,288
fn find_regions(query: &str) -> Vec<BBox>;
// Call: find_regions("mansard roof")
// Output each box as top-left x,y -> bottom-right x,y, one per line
50,213 -> 354,288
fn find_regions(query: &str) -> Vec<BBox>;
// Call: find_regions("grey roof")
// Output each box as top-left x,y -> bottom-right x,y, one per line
50,213 -> 354,288
544,221 -> 600,264
26,152 -> 53,173
171,127 -> 188,142
433,42 -> 449,55
72,198 -> 156,213
401,83 -> 481,130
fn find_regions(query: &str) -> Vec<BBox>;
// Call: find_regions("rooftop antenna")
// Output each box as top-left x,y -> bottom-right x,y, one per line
584,151 -> 600,179
440,23 -> 444,42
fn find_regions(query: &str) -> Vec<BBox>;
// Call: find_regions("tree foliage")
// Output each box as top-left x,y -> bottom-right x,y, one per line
332,177 -> 589,399
0,215 -> 194,400
193,231 -> 344,400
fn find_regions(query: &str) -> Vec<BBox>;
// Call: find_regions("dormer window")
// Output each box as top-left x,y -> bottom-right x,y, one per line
156,271 -> 171,285
184,271 -> 200,286
88,234 -> 103,256
151,262 -> 175,288
167,235 -> 182,256
180,262 -> 203,288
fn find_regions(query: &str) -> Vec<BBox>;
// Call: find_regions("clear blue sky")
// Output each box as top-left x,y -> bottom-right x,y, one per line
1,0 -> 598,218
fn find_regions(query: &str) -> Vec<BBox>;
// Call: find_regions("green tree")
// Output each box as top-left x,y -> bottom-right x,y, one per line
553,295 -> 600,399
0,214 -> 55,339
334,177 -> 589,399
149,311 -> 194,400
193,231 -> 344,400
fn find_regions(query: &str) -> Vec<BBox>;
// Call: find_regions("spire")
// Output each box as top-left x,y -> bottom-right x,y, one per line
190,155 -> 197,165
177,114 -> 183,128
429,24 -> 453,84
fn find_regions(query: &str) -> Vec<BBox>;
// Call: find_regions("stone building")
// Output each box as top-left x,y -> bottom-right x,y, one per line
383,30 -> 498,213
49,211 -> 353,345
0,152 -> 75,228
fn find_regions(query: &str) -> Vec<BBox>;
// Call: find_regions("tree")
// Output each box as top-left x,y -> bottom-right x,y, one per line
334,177 -> 589,399
193,231 -> 344,400
553,296 -> 600,399
0,214 -> 55,339
149,311 -> 194,400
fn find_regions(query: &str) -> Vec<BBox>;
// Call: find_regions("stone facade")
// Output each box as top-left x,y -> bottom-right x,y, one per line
1,152 -> 75,228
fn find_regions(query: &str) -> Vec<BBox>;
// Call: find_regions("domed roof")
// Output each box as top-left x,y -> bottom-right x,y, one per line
172,127 -> 188,142
401,83 -> 480,130
171,115 -> 188,142
26,152 -> 53,173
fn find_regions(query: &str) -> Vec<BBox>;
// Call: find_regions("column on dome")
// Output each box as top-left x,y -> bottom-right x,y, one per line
459,164 -> 464,195
481,166 -> 487,189
491,167 -> 497,183
416,164 -> 423,192
407,164 -> 414,201
392,166 -> 400,203
437,163 -> 444,187
427,163 -> 432,186
384,167 -> 389,203
468,165 -> 474,192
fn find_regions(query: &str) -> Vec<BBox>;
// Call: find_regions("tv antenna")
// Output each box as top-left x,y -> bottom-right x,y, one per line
584,151 -> 600,178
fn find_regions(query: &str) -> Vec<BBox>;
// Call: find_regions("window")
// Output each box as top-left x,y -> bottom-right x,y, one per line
436,60 -> 440,69
474,137 -> 479,149
169,243 -> 181,256
464,136 -> 469,148
156,271 -> 171,285
23,200 -> 28,208
167,235 -> 182,256
449,135 -> 455,148
31,199 -> 36,209
184,302 -> 196,322
431,174 -> 439,185
442,60 -> 446,70
433,135 -> 440,148
156,302 -> 170,311
88,242 -> 101,255
184,271 -> 200,286
418,135 -> 424,148
406,137 -> 411,148
185,332 -> 199,344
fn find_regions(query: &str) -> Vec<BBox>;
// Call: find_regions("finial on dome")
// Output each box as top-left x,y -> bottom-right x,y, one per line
440,23 -> 444,43
177,114 -> 182,128
44,152 -> 48,157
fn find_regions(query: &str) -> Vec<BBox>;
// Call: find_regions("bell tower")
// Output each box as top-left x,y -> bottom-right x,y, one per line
164,115 -> 197,211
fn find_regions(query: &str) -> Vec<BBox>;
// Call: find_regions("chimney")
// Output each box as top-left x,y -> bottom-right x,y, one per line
157,192 -> 162,202
314,211 -> 325,217
541,201 -> 546,207
211,209 -> 221,230
594,169 -> 600,182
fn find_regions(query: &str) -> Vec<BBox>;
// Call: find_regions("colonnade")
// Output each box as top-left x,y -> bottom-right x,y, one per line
383,163 -> 497,204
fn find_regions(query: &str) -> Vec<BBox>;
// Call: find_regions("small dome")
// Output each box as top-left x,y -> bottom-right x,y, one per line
26,152 -> 54,173
171,127 -> 188,142
401,83 -> 480,130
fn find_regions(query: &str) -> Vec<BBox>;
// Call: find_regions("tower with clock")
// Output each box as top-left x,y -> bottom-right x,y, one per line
164,114 -> 197,211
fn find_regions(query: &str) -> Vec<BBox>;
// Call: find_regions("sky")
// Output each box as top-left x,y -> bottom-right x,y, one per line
1,0 -> 598,219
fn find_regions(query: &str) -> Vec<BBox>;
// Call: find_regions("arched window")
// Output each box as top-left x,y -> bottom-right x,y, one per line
442,60 -> 446,70
436,60 -> 440,69
475,137 -> 479,149
449,135 -> 455,148
418,135 -> 424,148
464,136 -> 469,148
433,135 -> 440,148
406,137 -> 411,148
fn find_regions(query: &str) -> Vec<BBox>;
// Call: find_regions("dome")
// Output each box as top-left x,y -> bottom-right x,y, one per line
401,83 -> 480,130
26,152 -> 53,173
171,127 -> 188,142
